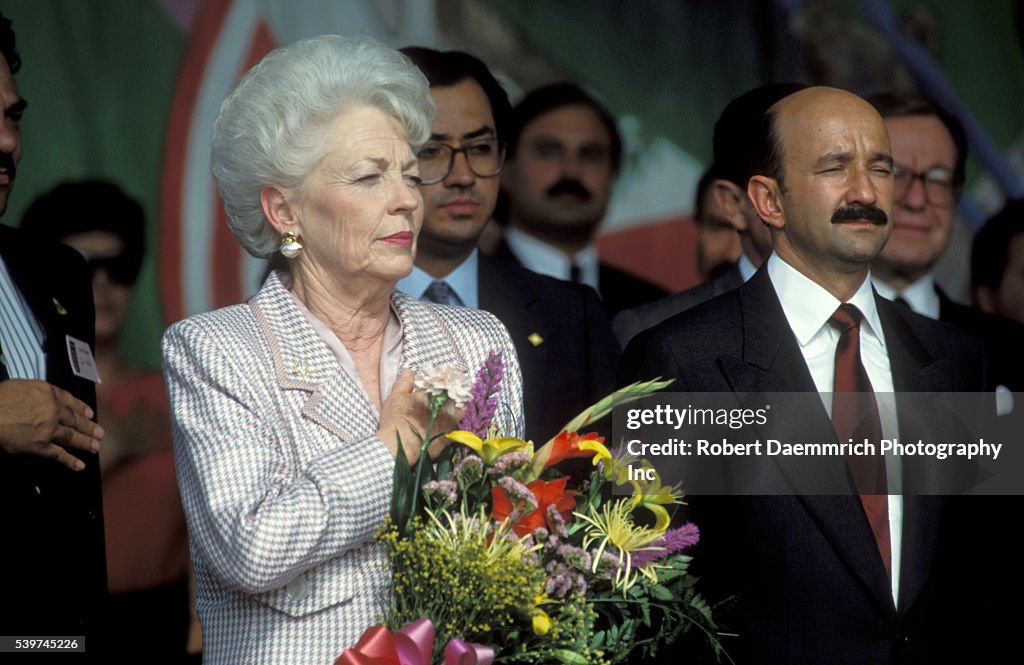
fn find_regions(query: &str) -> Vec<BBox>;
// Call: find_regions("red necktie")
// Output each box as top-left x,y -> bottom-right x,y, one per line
828,303 -> 891,579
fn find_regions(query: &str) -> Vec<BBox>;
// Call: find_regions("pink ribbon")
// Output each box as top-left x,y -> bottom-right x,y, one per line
335,618 -> 494,665
445,638 -> 494,665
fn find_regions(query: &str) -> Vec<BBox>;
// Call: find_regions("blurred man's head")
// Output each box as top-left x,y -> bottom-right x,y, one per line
501,82 -> 620,253
868,92 -> 967,290
693,167 -> 741,280
972,199 -> 1024,325
401,47 -> 509,272
0,12 -> 25,217
710,82 -> 807,266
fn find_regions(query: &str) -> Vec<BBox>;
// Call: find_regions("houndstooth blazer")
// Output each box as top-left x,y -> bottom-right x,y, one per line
162,271 -> 524,665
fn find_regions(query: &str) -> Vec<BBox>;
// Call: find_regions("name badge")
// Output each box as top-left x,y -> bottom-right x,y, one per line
66,335 -> 102,384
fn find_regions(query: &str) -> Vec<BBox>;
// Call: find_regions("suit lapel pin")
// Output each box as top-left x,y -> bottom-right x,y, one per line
293,359 -> 311,379
528,332 -> 544,347
52,298 -> 68,315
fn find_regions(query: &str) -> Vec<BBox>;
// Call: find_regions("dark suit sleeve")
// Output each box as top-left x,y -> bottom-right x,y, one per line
617,327 -> 682,391
579,283 -> 621,401
611,307 -> 644,349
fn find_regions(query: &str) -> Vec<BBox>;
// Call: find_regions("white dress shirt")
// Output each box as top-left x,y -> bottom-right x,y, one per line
767,253 -> 903,604
872,272 -> 940,320
504,226 -> 600,292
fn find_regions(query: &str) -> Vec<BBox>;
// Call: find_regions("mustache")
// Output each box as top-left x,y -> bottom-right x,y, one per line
0,152 -> 16,180
831,204 -> 888,225
546,178 -> 591,200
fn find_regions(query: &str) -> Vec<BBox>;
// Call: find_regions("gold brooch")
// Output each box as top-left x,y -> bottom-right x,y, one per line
52,298 -> 68,315
293,359 -> 311,379
528,332 -> 543,347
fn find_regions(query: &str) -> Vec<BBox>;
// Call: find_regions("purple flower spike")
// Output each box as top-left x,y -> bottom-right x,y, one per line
458,351 -> 505,437
630,523 -> 701,568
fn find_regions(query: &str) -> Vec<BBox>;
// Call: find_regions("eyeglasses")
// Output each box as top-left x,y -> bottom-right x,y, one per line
893,163 -> 956,207
416,139 -> 506,185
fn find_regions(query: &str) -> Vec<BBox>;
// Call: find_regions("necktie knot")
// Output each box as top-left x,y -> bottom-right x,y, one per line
423,280 -> 453,305
828,303 -> 863,334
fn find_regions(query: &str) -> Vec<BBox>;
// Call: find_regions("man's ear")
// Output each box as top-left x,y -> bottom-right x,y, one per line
712,179 -> 750,232
261,184 -> 299,236
747,175 -> 784,231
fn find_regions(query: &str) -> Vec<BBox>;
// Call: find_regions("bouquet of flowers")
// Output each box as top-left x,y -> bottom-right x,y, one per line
341,352 -> 725,665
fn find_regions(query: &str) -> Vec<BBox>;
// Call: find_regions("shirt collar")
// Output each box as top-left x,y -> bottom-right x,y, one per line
504,226 -> 600,290
872,272 -> 939,320
737,253 -> 758,282
767,253 -> 884,348
395,249 -> 479,309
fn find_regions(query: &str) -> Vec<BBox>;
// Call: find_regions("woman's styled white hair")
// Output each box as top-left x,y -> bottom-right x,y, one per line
210,34 -> 434,257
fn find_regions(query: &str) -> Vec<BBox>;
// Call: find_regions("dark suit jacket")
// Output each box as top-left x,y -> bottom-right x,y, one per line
492,237 -> 669,317
935,286 -> 1024,660
0,223 -> 107,636
479,255 -> 620,439
619,266 -> 990,665
936,286 -> 1024,391
612,263 -> 744,347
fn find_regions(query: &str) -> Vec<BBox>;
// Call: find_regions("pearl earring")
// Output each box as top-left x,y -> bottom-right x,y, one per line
279,232 -> 303,258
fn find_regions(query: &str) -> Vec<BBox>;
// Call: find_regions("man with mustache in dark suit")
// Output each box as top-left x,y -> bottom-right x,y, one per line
496,82 -> 668,316
621,86 -> 990,664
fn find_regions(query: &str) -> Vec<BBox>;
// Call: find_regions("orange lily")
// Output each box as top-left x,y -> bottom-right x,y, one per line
491,476 -> 576,537
529,430 -> 611,478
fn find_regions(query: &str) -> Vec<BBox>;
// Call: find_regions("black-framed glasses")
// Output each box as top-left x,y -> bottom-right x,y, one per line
893,163 -> 956,207
416,138 -> 506,185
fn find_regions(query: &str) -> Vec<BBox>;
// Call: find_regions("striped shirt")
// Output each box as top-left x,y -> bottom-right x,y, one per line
0,254 -> 47,380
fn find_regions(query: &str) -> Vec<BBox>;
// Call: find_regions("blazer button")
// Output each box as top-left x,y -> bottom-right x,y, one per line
286,574 -> 310,601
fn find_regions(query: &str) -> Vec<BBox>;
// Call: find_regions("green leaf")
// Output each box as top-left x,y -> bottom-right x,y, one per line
390,432 -> 413,534
435,443 -> 454,480
551,648 -> 590,664
651,584 -> 675,601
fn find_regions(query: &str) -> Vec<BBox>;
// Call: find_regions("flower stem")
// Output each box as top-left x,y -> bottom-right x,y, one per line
409,393 -> 447,522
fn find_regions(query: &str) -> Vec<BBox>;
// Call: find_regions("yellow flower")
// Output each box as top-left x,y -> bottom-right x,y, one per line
575,499 -> 665,593
531,593 -> 552,635
629,465 -> 684,531
447,430 -> 532,465
532,610 -> 552,635
578,437 -> 612,466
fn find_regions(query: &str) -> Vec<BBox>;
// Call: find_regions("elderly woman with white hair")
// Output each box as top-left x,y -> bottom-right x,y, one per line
162,35 -> 523,664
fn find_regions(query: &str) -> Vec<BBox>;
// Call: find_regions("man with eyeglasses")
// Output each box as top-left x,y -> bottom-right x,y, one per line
398,47 -> 620,440
868,92 -> 1024,392
868,92 -> 1023,664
